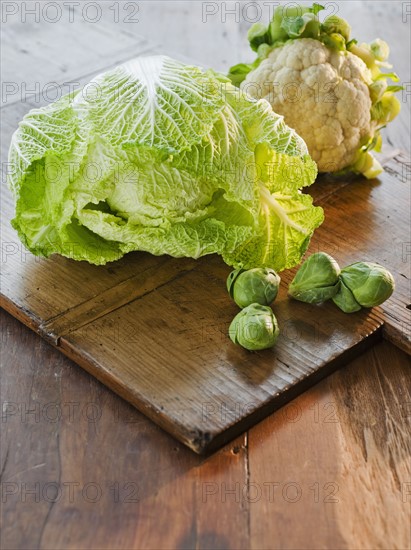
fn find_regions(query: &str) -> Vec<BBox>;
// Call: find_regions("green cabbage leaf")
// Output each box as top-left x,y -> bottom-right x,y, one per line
9,55 -> 322,270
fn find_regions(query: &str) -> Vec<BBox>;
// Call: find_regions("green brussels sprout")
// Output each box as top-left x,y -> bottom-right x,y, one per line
227,268 -> 242,297
288,252 -> 341,304
229,304 -> 280,351
269,6 -> 295,42
334,262 -> 395,310
247,22 -> 271,51
322,15 -> 351,42
256,43 -> 273,60
369,80 -> 388,104
281,12 -> 321,40
227,267 -> 281,308
371,93 -> 401,126
370,38 -> 390,62
332,280 -> 362,313
320,32 -> 346,52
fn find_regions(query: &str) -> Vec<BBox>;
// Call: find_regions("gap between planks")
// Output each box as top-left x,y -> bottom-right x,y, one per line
38,257 -> 199,345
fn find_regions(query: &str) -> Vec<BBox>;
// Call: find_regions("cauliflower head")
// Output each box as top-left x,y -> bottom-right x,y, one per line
229,4 -> 402,179
242,38 -> 374,173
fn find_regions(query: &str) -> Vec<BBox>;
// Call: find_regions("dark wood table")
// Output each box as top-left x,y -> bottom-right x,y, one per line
1,2 -> 410,548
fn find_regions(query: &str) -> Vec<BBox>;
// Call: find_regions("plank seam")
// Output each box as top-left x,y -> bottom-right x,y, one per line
39,263 -> 199,345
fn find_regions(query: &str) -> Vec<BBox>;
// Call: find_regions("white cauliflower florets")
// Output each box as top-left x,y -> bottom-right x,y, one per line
242,38 -> 376,172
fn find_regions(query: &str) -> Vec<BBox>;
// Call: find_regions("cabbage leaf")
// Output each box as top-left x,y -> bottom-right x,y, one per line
9,55 -> 322,270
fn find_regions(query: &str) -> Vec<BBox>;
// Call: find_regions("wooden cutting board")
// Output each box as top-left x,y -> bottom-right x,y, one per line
1,96 -> 409,452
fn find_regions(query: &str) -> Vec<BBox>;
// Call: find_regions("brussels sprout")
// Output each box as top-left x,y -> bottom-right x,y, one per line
322,15 -> 351,42
227,267 -> 281,308
227,268 -> 243,297
248,22 -> 271,51
371,93 -> 401,126
332,280 -> 362,313
257,43 -> 273,60
369,80 -> 387,104
352,150 -> 383,179
338,262 -> 395,308
281,12 -> 321,39
321,32 -> 346,52
370,39 -> 390,62
229,304 -> 280,351
288,252 -> 341,304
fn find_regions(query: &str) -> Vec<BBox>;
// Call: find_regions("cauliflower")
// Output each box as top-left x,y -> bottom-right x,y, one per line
242,39 -> 374,172
229,4 -> 402,179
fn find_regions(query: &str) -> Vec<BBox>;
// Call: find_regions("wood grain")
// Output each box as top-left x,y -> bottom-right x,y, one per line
1,147 -> 408,451
1,309 -> 410,549
248,341 -> 411,550
1,37 -> 409,452
1,189 -> 388,454
308,151 -> 411,355
56,259 -> 384,453
1,1 -> 410,547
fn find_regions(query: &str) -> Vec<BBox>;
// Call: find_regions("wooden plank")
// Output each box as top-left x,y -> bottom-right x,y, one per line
0,309 -> 250,550
309,153 -> 411,355
248,341 -> 411,550
1,6 -> 409,453
1,4 -> 150,108
9,258 -> 381,453
1,308 -> 186,549
1,184 -> 193,331
1,138 -> 409,454
193,440 -> 250,550
1,0 -> 410,544
39,256 -> 198,345
2,309 -> 410,549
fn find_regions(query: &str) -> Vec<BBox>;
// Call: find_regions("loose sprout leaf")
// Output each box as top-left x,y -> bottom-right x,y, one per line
310,3 -> 325,15
374,71 -> 400,82
386,85 -> 404,92
248,22 -> 271,51
346,38 -> 358,49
